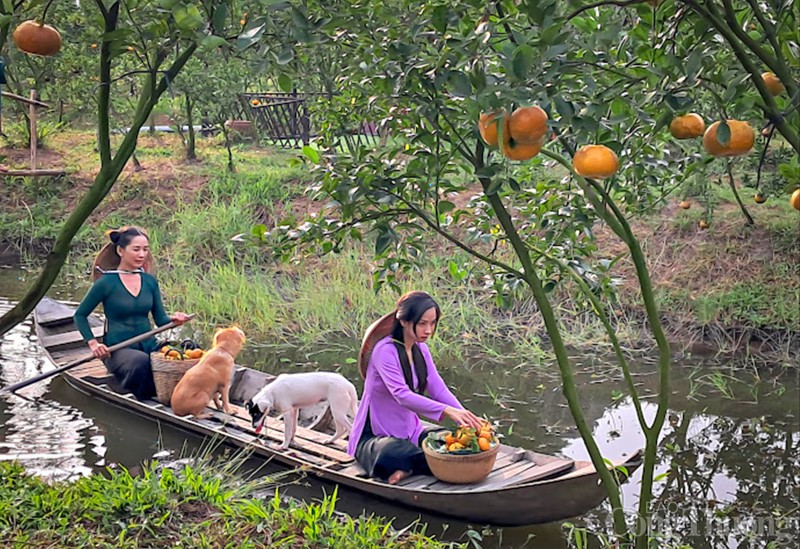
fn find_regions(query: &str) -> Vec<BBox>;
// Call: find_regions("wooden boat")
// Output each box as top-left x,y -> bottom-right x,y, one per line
33,297 -> 642,526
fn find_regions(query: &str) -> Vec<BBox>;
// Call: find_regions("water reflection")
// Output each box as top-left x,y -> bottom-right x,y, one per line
0,300 -> 98,480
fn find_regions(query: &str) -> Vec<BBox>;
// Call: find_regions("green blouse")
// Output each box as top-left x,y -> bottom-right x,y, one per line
74,272 -> 172,353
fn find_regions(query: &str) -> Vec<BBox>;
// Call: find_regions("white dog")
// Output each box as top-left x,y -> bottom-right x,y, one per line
245,372 -> 358,450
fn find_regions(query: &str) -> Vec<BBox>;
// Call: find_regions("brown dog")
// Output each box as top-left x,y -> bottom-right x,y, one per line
170,326 -> 246,418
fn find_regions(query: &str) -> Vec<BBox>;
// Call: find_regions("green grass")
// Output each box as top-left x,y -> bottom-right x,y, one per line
0,459 -> 461,549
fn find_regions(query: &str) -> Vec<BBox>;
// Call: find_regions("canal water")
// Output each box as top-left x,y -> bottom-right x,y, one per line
0,265 -> 797,548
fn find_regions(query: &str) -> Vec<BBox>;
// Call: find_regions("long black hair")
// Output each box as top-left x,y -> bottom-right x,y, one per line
390,291 -> 441,394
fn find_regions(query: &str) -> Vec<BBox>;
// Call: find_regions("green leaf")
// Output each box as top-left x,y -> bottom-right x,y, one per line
448,260 -> 466,281
717,121 -> 731,147
437,201 -> 455,215
553,96 -> 574,120
375,229 -> 393,256
267,0 -> 291,10
431,4 -> 448,33
199,35 -> 229,52
251,224 -> 267,239
278,73 -> 293,93
484,178 -> 503,196
235,23 -> 266,51
276,47 -> 295,65
512,44 -> 535,80
302,145 -> 320,163
448,71 -> 472,97
174,4 -> 204,32
212,3 -> 228,33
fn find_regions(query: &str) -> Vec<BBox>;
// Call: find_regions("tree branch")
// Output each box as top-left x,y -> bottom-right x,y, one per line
391,192 -> 525,279
744,0 -> 782,63
566,0 -> 651,22
96,0 -> 120,167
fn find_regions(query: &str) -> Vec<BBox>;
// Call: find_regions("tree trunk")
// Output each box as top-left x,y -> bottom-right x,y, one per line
219,119 -> 235,172
0,41 -> 199,338
185,95 -> 196,160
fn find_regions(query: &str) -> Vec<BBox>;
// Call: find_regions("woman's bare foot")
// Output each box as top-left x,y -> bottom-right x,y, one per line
388,469 -> 412,485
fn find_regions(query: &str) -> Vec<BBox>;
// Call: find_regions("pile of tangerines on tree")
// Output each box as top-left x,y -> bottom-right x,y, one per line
478,70 -> 800,217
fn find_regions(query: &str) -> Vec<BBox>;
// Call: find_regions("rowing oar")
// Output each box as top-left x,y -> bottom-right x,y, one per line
1,315 -> 195,395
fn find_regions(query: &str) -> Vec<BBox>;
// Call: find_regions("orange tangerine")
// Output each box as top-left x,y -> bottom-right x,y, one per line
573,144 -> 619,179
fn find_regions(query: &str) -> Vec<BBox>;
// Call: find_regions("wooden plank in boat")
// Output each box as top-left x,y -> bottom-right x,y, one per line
436,458 -> 575,493
210,411 -> 354,464
40,326 -> 104,352
227,403 -> 349,453
50,347 -> 91,364
69,361 -> 107,377
389,445 -> 526,490
324,461 -> 368,478
209,422 -> 335,468
35,300 -> 80,326
394,474 -> 439,489
421,453 -> 534,492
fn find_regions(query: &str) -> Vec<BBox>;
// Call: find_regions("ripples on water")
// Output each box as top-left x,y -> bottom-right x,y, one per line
0,300 -> 102,480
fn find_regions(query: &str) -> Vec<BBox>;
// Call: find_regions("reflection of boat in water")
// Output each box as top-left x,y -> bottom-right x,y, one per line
34,297 -> 642,526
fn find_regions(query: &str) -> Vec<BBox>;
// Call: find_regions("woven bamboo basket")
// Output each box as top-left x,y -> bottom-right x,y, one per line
422,438 -> 500,484
150,352 -> 200,406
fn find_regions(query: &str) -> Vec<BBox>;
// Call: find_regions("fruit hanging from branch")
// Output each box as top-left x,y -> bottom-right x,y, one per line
507,105 -> 548,145
478,111 -> 503,148
703,120 -> 755,157
669,113 -> 705,139
13,20 -> 62,56
500,115 -> 543,161
761,72 -> 785,96
572,144 -> 619,179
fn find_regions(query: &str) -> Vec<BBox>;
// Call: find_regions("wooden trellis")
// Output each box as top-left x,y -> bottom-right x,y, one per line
240,92 -> 382,150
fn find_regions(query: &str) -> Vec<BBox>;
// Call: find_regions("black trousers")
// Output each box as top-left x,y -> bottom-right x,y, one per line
104,348 -> 156,400
355,413 -> 444,480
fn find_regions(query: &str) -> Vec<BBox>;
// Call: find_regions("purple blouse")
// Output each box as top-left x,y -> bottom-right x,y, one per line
347,336 -> 463,455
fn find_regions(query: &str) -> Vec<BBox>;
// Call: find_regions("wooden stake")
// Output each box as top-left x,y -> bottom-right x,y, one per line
1,90 -> 50,108
29,90 -> 37,171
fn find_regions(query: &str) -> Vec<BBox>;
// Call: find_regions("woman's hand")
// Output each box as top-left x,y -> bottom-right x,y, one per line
88,339 -> 110,360
443,406 -> 483,431
170,312 -> 192,326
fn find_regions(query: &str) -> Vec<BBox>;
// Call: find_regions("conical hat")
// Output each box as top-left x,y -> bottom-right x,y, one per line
358,311 -> 396,378
92,228 -> 155,281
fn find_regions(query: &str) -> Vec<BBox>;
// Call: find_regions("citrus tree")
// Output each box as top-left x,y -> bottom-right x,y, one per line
247,0 -> 797,546
0,0 -> 295,336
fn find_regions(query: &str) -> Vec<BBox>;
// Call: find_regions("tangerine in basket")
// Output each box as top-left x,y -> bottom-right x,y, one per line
438,421 -> 498,454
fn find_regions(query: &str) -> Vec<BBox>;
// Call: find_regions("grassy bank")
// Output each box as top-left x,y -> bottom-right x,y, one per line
0,459 -> 461,549
1,130 -> 797,364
